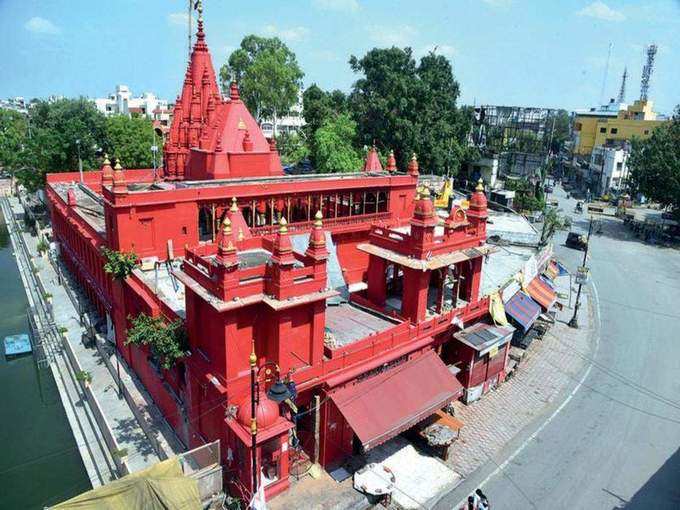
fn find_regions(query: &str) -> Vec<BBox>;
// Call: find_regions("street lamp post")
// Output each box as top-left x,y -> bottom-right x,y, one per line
568,216 -> 594,328
76,139 -> 83,183
151,130 -> 159,180
249,342 -> 292,496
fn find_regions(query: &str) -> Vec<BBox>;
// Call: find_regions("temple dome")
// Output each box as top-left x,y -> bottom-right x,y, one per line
237,394 -> 280,431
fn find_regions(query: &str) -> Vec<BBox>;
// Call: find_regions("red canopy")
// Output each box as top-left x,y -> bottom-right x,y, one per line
526,276 -> 556,310
329,350 -> 462,450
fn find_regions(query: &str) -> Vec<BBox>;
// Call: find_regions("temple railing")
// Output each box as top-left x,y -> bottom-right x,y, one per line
250,211 -> 391,236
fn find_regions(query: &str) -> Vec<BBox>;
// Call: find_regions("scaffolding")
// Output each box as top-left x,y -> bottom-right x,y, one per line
471,105 -> 563,177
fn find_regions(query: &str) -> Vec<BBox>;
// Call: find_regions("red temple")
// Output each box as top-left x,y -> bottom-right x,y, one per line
45,13 -> 511,501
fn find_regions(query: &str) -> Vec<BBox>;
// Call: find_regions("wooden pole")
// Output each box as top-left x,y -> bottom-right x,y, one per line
313,394 -> 321,465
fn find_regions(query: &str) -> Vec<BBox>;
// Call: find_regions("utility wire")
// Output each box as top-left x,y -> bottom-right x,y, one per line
544,358 -> 680,425
479,445 -> 538,510
549,338 -> 680,412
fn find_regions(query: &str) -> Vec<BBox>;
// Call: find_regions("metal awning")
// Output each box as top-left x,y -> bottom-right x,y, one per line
453,323 -> 515,356
329,350 -> 463,450
505,291 -> 541,332
526,276 -> 557,310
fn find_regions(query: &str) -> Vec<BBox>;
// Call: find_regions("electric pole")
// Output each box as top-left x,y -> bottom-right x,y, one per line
568,216 -> 594,328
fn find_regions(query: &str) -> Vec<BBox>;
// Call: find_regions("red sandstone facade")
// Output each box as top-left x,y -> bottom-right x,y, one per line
46,16 -> 506,501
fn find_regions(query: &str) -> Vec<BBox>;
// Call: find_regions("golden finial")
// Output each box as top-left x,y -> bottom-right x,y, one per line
422,187 -> 431,197
197,0 -> 203,22
222,217 -> 232,235
249,340 -> 257,367
314,210 -> 323,227
230,197 -> 238,213
476,178 -> 484,192
103,154 -> 110,165
279,216 -> 288,234
114,161 -> 122,171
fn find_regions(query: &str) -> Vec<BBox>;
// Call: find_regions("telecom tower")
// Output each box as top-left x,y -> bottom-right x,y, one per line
617,67 -> 627,103
640,44 -> 657,101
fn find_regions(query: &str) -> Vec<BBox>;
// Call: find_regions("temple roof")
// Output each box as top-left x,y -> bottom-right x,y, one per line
363,146 -> 383,172
163,10 -> 282,181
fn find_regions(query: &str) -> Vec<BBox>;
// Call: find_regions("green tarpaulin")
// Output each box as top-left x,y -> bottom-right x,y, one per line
51,458 -> 201,510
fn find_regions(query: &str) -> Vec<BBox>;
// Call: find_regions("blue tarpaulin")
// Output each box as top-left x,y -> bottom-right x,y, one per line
3,334 -> 32,357
556,260 -> 569,276
504,291 -> 541,332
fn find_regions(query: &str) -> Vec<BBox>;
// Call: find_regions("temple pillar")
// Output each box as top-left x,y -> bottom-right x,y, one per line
468,257 -> 483,304
401,268 -> 430,323
366,256 -> 387,307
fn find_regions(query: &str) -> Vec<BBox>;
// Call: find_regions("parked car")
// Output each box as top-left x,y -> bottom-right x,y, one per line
544,185 -> 553,193
565,232 -> 587,251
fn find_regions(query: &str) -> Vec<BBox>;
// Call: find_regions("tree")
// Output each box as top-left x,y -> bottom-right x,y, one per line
349,47 -> 420,170
104,115 -> 161,169
629,106 -> 680,218
313,113 -> 362,173
348,47 -> 472,175
219,35 -> 304,131
539,206 -> 567,247
0,109 -> 28,175
276,131 -> 309,166
126,313 -> 187,370
18,98 -> 107,191
102,247 -> 138,280
547,109 -> 571,153
505,177 -> 545,212
302,85 -> 347,140
302,85 -> 348,167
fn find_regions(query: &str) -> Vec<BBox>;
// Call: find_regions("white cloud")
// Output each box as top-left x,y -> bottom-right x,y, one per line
168,12 -> 191,26
312,0 -> 359,12
481,0 -> 512,7
263,25 -> 310,42
367,24 -> 418,47
419,44 -> 456,59
577,2 -> 626,22
24,16 -> 60,35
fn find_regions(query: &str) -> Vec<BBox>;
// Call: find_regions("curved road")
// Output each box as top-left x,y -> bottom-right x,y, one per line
441,185 -> 680,509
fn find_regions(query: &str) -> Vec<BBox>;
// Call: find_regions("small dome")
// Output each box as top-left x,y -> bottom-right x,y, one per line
236,395 -> 280,431
469,180 -> 487,211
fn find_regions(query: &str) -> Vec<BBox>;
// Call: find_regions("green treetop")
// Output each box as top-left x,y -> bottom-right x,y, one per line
219,35 -> 304,129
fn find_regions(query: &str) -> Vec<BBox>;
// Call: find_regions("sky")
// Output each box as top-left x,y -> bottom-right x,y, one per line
0,0 -> 678,114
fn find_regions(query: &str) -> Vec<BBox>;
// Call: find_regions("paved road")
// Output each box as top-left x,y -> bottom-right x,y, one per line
440,186 -> 680,509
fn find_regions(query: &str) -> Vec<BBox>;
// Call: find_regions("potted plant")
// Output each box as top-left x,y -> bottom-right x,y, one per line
75,370 -> 93,387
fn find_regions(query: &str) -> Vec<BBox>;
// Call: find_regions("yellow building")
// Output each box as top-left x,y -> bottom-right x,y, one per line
573,100 -> 666,155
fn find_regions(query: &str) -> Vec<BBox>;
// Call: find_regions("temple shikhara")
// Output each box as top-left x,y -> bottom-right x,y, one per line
45,10 -> 517,501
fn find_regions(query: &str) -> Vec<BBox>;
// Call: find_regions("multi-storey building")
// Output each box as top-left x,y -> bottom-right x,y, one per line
45,13 -> 524,501
94,84 -> 169,119
573,99 -> 665,156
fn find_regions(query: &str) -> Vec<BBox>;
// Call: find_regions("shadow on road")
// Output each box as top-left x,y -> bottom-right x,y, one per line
612,446 -> 680,509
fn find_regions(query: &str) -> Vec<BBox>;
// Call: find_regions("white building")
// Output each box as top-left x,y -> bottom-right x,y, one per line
590,144 -> 630,193
94,85 -> 169,120
260,92 -> 305,138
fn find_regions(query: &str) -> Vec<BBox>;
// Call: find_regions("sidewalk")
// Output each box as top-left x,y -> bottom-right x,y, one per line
2,196 -> 116,488
7,196 -> 184,480
443,274 -> 594,479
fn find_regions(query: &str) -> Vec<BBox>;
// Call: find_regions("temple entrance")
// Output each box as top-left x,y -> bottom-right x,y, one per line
385,263 -> 403,314
198,206 -> 213,242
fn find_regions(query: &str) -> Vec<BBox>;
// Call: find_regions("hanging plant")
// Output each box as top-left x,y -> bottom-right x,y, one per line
101,247 -> 139,280
126,313 -> 188,370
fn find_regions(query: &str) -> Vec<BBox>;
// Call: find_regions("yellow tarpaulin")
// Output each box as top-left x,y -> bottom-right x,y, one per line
489,291 -> 509,326
52,458 -> 201,510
